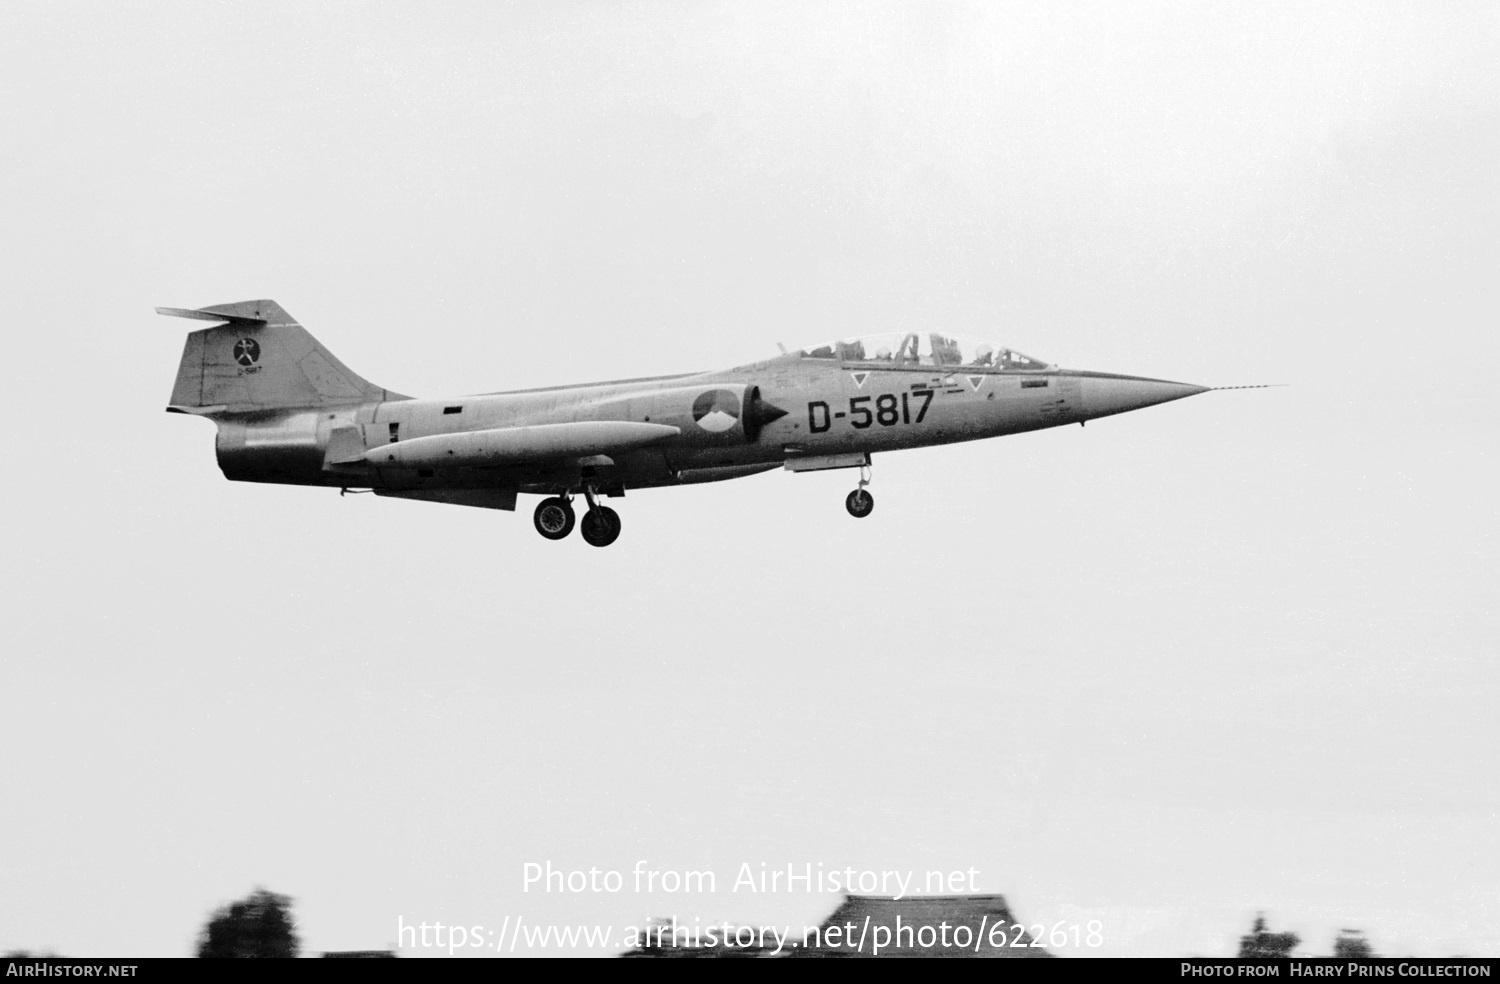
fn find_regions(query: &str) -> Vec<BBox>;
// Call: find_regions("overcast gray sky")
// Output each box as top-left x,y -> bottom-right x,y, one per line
1,0 -> 1495,958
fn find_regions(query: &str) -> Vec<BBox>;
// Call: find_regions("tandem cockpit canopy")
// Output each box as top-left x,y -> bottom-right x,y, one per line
794,332 -> 1051,371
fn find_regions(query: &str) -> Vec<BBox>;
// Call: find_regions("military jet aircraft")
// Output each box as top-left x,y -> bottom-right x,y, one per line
160,299 -> 1228,547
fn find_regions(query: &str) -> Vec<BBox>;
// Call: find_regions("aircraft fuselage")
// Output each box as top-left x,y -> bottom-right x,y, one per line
162,300 -> 1213,545
213,359 -> 1204,496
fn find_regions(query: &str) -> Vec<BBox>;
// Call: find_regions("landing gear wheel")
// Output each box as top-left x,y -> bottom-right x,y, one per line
580,506 -> 622,547
533,497 -> 575,540
845,488 -> 874,518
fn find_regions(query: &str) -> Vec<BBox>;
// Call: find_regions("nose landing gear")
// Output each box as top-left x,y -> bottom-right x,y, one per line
845,461 -> 874,518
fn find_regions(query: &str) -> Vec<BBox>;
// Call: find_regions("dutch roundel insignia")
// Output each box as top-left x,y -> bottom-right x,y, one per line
691,389 -> 742,433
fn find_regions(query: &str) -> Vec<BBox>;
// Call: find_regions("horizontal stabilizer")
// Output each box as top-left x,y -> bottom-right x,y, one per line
366,421 -> 681,468
156,306 -> 267,327
165,404 -> 230,416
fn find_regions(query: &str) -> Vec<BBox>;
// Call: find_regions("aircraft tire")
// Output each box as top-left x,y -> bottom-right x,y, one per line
580,506 -> 622,547
845,489 -> 874,518
533,497 -> 576,540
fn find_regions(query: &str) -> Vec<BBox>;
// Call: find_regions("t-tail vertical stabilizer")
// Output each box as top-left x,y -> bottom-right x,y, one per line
158,300 -> 405,413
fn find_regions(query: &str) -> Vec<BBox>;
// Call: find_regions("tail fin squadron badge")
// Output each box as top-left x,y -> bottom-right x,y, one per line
233,338 -> 261,367
692,389 -> 741,433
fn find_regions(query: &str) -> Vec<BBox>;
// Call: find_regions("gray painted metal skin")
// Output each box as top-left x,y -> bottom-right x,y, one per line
161,300 -> 1212,543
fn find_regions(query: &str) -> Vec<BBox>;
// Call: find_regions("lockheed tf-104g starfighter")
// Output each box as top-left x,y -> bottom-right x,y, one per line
161,299 -> 1239,547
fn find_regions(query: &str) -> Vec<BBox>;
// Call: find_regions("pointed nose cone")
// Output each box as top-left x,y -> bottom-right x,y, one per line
1079,374 -> 1209,420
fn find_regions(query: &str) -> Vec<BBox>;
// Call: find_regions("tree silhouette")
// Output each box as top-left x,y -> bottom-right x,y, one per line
1237,914 -> 1299,959
1333,929 -> 1375,958
196,888 -> 300,958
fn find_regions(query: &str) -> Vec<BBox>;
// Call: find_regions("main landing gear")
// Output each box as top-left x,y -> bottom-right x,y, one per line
845,461 -> 874,518
532,487 -> 621,547
580,505 -> 621,547
533,496 -> 575,540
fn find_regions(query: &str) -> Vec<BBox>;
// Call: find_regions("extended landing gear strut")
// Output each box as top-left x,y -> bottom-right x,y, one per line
845,461 -> 874,519
578,485 -> 621,548
532,488 -> 621,547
